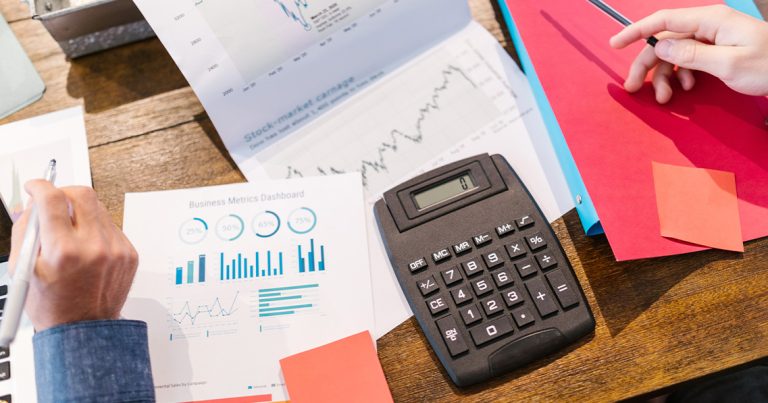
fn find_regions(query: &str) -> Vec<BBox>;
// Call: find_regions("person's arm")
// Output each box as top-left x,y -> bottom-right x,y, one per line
10,182 -> 154,402
609,5 -> 768,103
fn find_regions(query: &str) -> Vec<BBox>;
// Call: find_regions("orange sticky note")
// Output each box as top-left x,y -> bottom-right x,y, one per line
280,331 -> 393,403
652,162 -> 743,252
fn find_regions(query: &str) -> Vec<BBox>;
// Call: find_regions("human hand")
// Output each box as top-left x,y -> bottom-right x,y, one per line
609,5 -> 768,103
9,181 -> 138,331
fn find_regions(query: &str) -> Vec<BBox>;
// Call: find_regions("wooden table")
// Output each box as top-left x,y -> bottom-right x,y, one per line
2,1 -> 768,401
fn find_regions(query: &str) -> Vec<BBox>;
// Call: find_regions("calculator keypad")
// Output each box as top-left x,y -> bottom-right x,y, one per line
412,216 -> 581,357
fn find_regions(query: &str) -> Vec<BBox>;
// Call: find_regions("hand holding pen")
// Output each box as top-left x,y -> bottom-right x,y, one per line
1,170 -> 139,344
593,2 -> 768,104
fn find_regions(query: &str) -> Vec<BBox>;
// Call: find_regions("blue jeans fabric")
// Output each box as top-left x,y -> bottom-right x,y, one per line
33,320 -> 155,403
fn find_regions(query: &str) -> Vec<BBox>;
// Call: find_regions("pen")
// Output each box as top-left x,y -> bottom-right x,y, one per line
587,0 -> 659,46
0,159 -> 57,347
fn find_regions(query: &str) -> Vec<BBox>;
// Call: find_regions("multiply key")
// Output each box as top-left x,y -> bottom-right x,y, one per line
506,240 -> 526,259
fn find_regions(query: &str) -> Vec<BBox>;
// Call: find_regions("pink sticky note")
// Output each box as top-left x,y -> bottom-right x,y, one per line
280,331 -> 393,403
652,162 -> 743,252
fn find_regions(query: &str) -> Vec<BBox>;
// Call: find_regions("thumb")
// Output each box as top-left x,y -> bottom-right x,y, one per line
655,38 -> 738,80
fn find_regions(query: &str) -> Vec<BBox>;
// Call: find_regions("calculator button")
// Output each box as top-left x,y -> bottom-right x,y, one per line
461,258 -> 485,277
417,275 -> 439,296
481,295 -> 505,316
502,286 -> 524,307
535,252 -> 557,270
440,266 -> 462,286
492,268 -> 514,288
426,295 -> 449,316
0,347 -> 9,360
495,223 -> 515,237
506,240 -> 527,260
515,258 -> 537,278
450,286 -> 473,305
525,277 -> 558,317
482,249 -> 505,269
459,303 -> 483,326
452,240 -> 472,255
516,215 -> 535,229
436,315 -> 469,357
408,258 -> 428,273
0,394 -> 10,403
511,307 -> 535,327
432,248 -> 451,263
0,362 -> 9,381
546,270 -> 579,309
0,285 -> 7,296
473,232 -> 492,247
471,277 -> 493,297
469,316 -> 514,346
525,232 -> 547,251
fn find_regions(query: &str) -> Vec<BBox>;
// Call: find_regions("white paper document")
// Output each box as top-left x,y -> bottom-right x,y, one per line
0,106 -> 93,403
0,107 -> 93,221
134,0 -> 574,337
122,174 -> 374,402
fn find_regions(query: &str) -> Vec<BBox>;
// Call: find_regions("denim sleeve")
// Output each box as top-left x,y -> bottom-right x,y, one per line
32,320 -> 155,403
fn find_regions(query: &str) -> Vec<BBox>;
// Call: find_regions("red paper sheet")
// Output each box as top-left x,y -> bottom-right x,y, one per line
504,0 -> 768,260
279,331 -> 393,403
652,162 -> 743,252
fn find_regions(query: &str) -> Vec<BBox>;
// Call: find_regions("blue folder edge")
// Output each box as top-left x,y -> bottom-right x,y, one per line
495,0 -> 763,237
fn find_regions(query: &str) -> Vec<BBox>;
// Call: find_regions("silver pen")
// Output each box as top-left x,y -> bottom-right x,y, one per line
0,159 -> 57,347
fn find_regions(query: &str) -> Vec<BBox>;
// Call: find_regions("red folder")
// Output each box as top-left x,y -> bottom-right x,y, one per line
503,0 -> 768,260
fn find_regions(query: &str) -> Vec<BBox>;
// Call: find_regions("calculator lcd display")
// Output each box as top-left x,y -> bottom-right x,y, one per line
413,173 -> 477,210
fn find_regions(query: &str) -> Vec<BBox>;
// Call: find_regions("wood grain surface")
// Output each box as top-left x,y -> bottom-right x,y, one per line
2,1 -> 768,401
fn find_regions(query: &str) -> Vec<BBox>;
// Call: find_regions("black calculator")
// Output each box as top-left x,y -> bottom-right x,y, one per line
374,154 -> 594,387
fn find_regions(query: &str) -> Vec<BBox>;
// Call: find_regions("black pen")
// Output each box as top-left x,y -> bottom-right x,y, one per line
587,0 -> 659,46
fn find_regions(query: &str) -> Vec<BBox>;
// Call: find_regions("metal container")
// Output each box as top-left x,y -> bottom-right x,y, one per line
25,0 -> 155,58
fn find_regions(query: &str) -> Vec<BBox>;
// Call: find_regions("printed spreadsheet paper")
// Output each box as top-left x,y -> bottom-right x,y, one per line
122,173 -> 374,402
133,0 -> 575,337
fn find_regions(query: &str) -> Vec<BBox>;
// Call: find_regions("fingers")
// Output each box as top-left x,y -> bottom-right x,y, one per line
24,181 -> 74,245
652,63 -> 675,104
654,38 -> 742,80
625,45 -> 660,92
610,5 -> 734,49
677,68 -> 696,91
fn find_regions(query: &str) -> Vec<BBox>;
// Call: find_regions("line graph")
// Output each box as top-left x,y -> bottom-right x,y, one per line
171,292 -> 239,325
285,66 -> 479,187
257,44 -> 506,194
274,0 -> 311,31
195,0 -> 383,81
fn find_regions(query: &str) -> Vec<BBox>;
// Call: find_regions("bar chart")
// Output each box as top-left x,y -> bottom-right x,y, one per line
257,283 -> 318,318
174,254 -> 207,285
298,238 -> 326,273
220,250 -> 284,281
